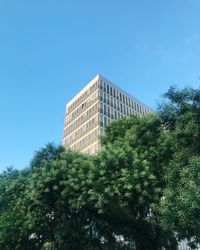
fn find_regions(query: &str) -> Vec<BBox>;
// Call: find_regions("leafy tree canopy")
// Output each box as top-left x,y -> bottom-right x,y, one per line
0,87 -> 199,249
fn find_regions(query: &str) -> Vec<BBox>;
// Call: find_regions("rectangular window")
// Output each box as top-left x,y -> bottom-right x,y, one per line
104,104 -> 106,116
100,90 -> 103,101
107,106 -> 110,117
100,102 -> 103,114
107,84 -> 109,94
110,97 -> 113,107
100,114 -> 103,127
111,108 -> 114,119
117,101 -> 120,111
104,116 -> 107,127
114,99 -> 116,109
123,105 -> 126,115
104,93 -> 106,103
104,82 -> 106,92
116,91 -> 119,100
120,103 -> 123,112
134,102 -> 136,111
107,95 -> 110,105
100,80 -> 103,90
129,98 -> 131,107
110,86 -> 113,96
131,100 -> 134,109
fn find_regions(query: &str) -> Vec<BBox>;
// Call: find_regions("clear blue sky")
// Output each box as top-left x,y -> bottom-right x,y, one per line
0,0 -> 200,171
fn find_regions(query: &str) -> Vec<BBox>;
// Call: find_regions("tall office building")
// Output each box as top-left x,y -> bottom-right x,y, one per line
62,74 -> 152,155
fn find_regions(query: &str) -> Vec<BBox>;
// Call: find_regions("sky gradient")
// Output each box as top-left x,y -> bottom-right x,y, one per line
0,0 -> 200,171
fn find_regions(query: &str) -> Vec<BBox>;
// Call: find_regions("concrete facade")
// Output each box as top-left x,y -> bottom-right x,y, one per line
62,74 -> 152,154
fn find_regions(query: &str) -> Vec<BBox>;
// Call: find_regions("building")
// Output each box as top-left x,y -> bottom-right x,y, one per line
62,74 -> 152,155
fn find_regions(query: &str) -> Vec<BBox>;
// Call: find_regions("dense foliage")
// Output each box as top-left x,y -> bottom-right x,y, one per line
158,87 -> 200,248
0,87 -> 199,249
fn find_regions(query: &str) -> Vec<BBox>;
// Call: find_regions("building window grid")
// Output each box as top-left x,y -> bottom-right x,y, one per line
65,94 -> 142,137
68,90 -> 99,123
67,113 -> 98,143
97,82 -> 148,129
65,102 -> 99,136
68,81 -> 98,113
65,79 -> 151,154
69,128 -> 99,151
83,142 -> 99,155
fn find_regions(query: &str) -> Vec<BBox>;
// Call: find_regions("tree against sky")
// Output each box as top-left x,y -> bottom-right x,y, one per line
158,87 -> 200,248
0,87 -> 200,249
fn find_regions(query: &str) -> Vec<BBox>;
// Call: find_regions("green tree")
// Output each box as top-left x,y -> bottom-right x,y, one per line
24,150 -> 103,249
95,115 -> 176,249
158,87 -> 200,247
30,143 -> 65,169
0,167 -> 38,250
1,87 -> 200,249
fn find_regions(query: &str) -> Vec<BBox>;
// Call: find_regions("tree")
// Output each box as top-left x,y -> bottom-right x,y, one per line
158,87 -> 200,247
1,120 -> 176,249
22,150 -> 103,250
1,87 -> 200,249
0,167 -> 37,250
30,143 -> 65,169
96,115 -> 177,249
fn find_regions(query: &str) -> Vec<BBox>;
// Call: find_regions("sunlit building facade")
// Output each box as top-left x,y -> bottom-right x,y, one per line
62,74 -> 152,154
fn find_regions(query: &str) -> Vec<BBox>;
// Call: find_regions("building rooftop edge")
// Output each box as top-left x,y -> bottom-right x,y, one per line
66,74 -> 100,108
98,74 -> 153,111
66,74 -> 153,112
